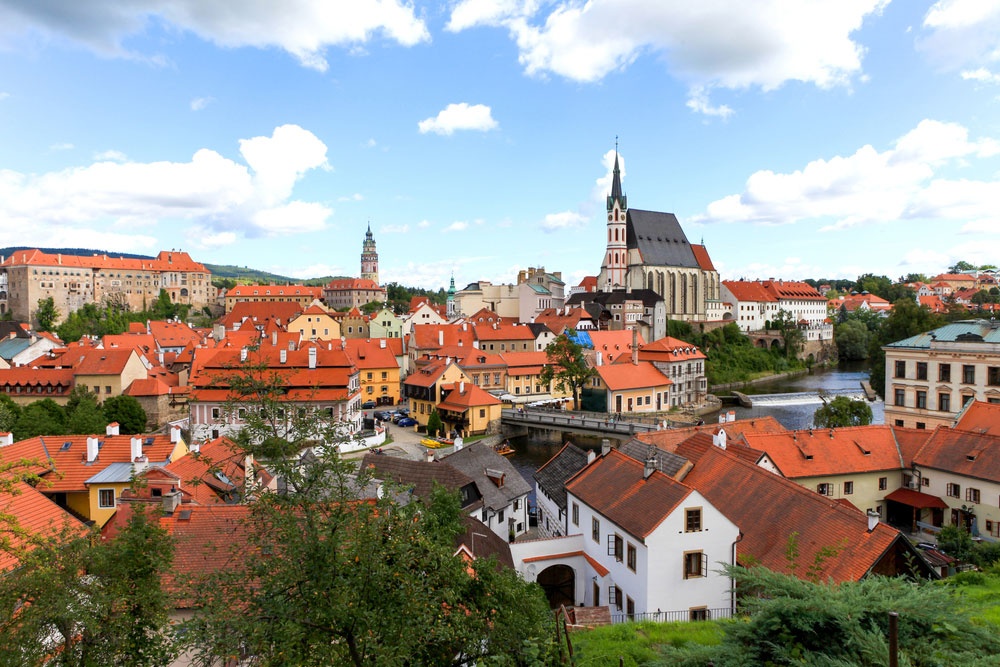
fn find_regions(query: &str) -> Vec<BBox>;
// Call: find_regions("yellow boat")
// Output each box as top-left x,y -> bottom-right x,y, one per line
421,436 -> 454,449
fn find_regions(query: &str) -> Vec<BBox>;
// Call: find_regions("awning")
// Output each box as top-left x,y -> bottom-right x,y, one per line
884,487 -> 948,509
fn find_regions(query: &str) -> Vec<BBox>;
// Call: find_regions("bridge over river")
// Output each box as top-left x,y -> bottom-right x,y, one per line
501,408 -> 675,442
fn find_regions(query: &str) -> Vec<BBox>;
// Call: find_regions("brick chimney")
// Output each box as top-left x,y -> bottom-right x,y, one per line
0,432 -> 12,447
86,435 -> 99,462
161,490 -> 182,514
106,422 -> 120,436
170,425 -> 182,444
131,436 -> 143,462
308,347 -> 317,369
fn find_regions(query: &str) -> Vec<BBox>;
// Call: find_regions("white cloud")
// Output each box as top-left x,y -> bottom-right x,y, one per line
0,92 -> 9,101
447,0 -> 886,115
961,67 -> 1000,83
190,96 -> 214,111
920,1 -> 1000,72
693,119 -> 1000,233
686,86 -> 734,119
540,211 -> 587,232
381,224 -> 409,233
49,143 -> 74,151
0,0 -> 429,71
0,124 -> 334,250
93,150 -> 128,162
444,221 -> 470,232
418,103 -> 498,135
337,193 -> 364,202
365,138 -> 377,148
417,219 -> 431,228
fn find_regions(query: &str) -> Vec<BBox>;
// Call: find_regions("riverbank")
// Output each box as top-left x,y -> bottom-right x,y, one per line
710,368 -> 811,395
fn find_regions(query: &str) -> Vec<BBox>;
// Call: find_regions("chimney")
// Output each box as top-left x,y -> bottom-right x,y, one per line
272,331 -> 278,346
161,490 -> 182,514
713,429 -> 728,450
106,422 -> 120,436
86,436 -> 99,462
601,438 -> 611,456
727,410 -> 735,423
240,347 -> 248,362
587,449 -> 596,464
644,456 -> 656,480
0,432 -> 12,447
459,380 -> 465,394
425,449 -> 435,463
189,439 -> 201,454
438,330 -> 444,346
170,425 -> 182,444
718,413 -> 726,424
306,347 -> 316,369
131,436 -> 143,462
158,350 -> 164,367
867,509 -> 880,532
280,349 -> 287,364
380,339 -> 386,349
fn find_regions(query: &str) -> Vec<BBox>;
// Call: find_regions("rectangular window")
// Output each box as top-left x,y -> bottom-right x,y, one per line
626,596 -> 635,620
211,407 -> 221,419
607,534 -> 623,562
963,365 -> 976,384
627,544 -> 636,572
967,487 -> 981,504
572,503 -> 579,526
817,483 -> 834,496
690,608 -> 709,622
916,391 -> 927,410
105,386 -> 112,394
990,367 -> 1000,387
938,393 -> 951,412
844,481 -> 854,495
685,508 -> 702,532
592,517 -> 600,543
684,551 -> 708,579
916,362 -> 928,380
939,363 -> 951,382
894,360 -> 906,378
98,489 -> 115,509
894,389 -> 905,407
879,476 -> 887,491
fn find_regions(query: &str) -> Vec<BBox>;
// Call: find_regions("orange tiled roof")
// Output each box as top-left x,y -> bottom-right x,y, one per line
723,280 -> 778,302
595,361 -> 670,391
636,417 -> 786,452
403,359 -> 452,388
565,450 -> 693,539
410,324 -> 475,350
891,426 -> 934,467
691,244 -> 716,272
102,333 -> 156,353
1,249 -> 208,273
147,320 -> 202,348
0,483 -> 88,572
589,330 -> 644,355
473,323 -> 535,341
342,338 -> 400,370
438,383 -> 501,410
913,427 -> 1000,482
637,336 -> 706,362
682,445 -> 902,582
325,278 -> 383,291
743,425 -> 904,478
954,401 -> 1000,435
761,280 -> 826,301
221,301 -> 304,329
226,284 -> 323,299
70,347 -> 140,376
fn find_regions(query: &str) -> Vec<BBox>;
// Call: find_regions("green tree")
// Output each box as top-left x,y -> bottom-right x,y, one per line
539,329 -> 597,411
102,395 -> 147,434
833,319 -> 871,360
653,565 -> 1000,667
181,352 -> 554,665
66,397 -> 109,435
14,399 -> 67,440
0,394 -> 22,434
34,297 -> 59,331
426,408 -> 443,437
949,260 -> 976,273
360,300 -> 382,315
771,309 -> 804,360
0,506 -> 176,667
813,395 -> 873,428
151,289 -> 179,320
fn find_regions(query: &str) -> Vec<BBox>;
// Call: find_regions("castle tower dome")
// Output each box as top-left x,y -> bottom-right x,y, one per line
361,222 -> 379,285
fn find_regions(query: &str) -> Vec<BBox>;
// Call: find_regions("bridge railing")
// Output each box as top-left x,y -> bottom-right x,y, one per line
501,409 -> 660,433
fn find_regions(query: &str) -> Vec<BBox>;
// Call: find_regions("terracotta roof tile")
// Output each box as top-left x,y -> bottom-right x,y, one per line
744,426 -> 904,478
0,483 -> 88,571
595,361 -> 671,391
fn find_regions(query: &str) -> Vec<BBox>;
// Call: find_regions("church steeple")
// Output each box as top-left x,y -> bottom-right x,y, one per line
607,140 -> 626,212
446,272 -> 457,319
600,141 -> 628,291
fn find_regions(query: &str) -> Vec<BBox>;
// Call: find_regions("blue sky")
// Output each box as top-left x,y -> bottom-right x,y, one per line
1,1 -> 999,291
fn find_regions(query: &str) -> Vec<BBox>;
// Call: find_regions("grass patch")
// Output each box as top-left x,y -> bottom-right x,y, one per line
570,620 -> 726,665
938,570 -> 1000,628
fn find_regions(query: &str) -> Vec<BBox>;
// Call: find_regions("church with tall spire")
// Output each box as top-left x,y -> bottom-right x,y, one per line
595,146 -> 720,322
360,223 -> 379,285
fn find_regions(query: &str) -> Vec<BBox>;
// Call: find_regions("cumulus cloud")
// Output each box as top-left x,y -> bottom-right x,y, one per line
443,220 -> 470,232
418,103 -> 498,135
446,0 -> 886,115
337,193 -> 364,202
93,149 -> 128,162
49,143 -> 74,151
919,1 -> 1000,73
961,67 -> 1000,84
540,211 -> 587,232
381,224 -> 409,233
0,0 -> 429,71
0,124 -> 334,253
190,96 -> 214,111
692,119 -> 1000,232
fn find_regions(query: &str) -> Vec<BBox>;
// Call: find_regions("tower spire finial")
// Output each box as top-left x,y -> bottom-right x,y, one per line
608,138 -> 624,210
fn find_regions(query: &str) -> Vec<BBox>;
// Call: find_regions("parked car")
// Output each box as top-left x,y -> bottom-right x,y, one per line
374,411 -> 393,421
396,417 -> 417,427
361,400 -> 377,410
396,408 -> 410,416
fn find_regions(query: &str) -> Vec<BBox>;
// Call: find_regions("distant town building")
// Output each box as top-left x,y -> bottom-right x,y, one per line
0,249 -> 212,324
223,284 -> 323,314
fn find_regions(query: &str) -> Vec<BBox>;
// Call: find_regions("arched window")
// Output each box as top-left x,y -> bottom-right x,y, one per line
647,273 -> 654,290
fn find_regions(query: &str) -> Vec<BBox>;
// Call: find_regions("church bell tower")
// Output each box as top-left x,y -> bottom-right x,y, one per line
601,147 -> 628,290
361,223 -> 379,285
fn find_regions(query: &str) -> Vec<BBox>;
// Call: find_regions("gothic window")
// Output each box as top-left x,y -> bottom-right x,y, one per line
647,273 -> 654,290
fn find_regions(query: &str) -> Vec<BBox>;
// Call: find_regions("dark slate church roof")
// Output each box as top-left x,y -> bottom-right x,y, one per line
626,209 -> 700,269
619,439 -> 691,478
533,442 -> 590,511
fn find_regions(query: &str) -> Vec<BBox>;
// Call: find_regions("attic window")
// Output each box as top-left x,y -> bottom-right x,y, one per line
60,441 -> 72,451
967,455 -> 977,462
178,510 -> 192,521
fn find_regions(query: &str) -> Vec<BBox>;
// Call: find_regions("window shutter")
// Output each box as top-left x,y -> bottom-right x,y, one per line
607,534 -> 616,556
700,553 -> 708,578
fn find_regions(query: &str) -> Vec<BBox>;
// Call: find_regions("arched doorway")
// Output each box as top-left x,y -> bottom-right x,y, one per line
536,564 -> 575,609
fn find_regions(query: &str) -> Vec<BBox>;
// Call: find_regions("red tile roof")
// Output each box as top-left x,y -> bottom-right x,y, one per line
403,359 -> 452,388
636,336 -> 706,362
912,427 -> 1000,482
438,383 -> 501,411
473,323 -> 536,341
691,244 -> 716,272
325,278 -> 383,291
70,347 -> 141,376
0,483 -> 88,571
226,285 -> 323,299
723,280 -> 777,302
221,301 -> 304,329
595,361 -> 670,391
565,450 -> 693,539
410,324 -> 475,350
636,417 -> 787,452
682,446 -> 903,582
954,400 -> 1000,435
743,426 -> 904,478
1,249 -> 208,273
342,338 -> 399,370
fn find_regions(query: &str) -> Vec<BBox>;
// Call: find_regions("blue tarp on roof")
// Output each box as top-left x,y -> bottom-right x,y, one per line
566,330 -> 593,349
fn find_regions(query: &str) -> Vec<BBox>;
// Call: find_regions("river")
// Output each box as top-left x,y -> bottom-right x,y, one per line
508,363 -> 884,502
